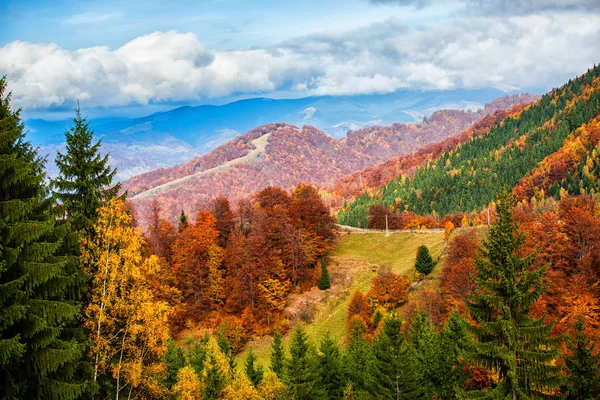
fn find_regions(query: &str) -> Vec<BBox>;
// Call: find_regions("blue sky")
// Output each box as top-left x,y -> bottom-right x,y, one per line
1,0 -> 599,118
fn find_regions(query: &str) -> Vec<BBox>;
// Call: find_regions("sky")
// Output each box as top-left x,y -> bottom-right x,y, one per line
1,0 -> 599,118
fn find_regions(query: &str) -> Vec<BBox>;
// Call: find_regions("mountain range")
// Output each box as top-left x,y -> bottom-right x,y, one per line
122,94 -> 537,226
26,88 -> 519,180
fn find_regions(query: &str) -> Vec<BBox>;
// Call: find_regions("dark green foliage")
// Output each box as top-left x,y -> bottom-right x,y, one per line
163,339 -> 185,389
216,330 -> 236,373
51,104 -> 121,236
563,318 -> 600,399
415,245 -> 434,275
368,312 -> 418,400
187,337 -> 209,377
339,65 -> 600,227
270,328 -> 285,378
317,333 -> 344,399
0,77 -> 92,399
285,325 -> 324,400
178,209 -> 188,232
343,318 -> 373,397
464,190 -> 563,399
244,348 -> 264,387
203,353 -> 226,400
317,259 -> 331,290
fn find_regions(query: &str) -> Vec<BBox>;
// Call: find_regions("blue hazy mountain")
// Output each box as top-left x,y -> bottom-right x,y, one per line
25,88 -> 514,179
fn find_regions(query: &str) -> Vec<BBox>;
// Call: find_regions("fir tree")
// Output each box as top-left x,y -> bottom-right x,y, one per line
464,190 -> 562,399
317,259 -> 331,290
188,335 -> 209,377
344,318 -> 372,396
178,209 -> 188,232
0,77 -> 92,399
270,328 -> 285,378
285,325 -> 324,400
217,330 -> 237,373
317,332 -> 344,399
369,312 -> 418,399
245,348 -> 264,387
163,339 -> 186,389
203,353 -> 226,400
563,317 -> 600,399
51,103 -> 121,235
414,245 -> 434,275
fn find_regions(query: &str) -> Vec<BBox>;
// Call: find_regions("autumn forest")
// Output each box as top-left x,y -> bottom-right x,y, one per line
3,59 -> 600,400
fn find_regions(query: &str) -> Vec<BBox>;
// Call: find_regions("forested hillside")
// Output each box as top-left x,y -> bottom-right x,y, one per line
339,66 -> 600,227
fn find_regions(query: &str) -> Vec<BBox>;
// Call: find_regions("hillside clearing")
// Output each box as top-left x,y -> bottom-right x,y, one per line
237,229 -> 447,369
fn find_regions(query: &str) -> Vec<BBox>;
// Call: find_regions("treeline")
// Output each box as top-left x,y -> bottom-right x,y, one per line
339,65 -> 600,227
163,192 -> 600,399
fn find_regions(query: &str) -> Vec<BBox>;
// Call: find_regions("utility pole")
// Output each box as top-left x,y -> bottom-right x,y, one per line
386,214 -> 390,237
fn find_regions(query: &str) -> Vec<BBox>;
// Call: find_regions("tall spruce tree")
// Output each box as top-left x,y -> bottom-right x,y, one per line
270,328 -> 285,378
317,332 -> 344,399
317,259 -> 331,290
414,245 -> 434,275
245,348 -> 264,387
285,325 -> 324,400
0,77 -> 92,398
464,190 -> 562,399
51,103 -> 121,236
563,317 -> 600,399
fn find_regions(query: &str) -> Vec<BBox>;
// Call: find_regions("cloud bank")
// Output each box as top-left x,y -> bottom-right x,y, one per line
1,11 -> 599,110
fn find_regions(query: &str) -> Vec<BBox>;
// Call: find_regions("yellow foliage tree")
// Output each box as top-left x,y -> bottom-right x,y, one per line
172,366 -> 203,400
222,374 -> 261,400
258,371 -> 288,400
82,198 -> 172,399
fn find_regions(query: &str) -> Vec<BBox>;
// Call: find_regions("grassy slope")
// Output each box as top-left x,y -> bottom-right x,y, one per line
237,229 -> 446,369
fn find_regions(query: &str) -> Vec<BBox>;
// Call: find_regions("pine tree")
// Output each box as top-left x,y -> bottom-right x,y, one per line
52,103 -> 121,236
563,317 -> 600,399
164,339 -> 186,389
178,209 -> 188,232
414,244 -> 434,275
317,259 -> 331,290
270,329 -> 285,378
245,348 -> 265,387
369,312 -> 418,399
464,190 -> 562,399
0,76 -> 92,398
344,318 -> 372,396
285,325 -> 324,400
317,332 -> 344,399
203,353 -> 226,400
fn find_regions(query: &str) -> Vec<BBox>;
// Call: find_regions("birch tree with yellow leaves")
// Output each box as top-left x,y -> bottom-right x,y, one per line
82,198 -> 172,399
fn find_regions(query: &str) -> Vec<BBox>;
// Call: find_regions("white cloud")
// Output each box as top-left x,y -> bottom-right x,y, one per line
1,11 -> 599,110
62,11 -> 123,25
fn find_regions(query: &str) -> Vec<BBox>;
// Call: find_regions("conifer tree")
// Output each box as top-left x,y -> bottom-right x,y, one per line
415,245 -> 434,275
178,209 -> 188,232
285,325 -> 324,400
245,348 -> 265,387
317,332 -> 344,399
270,329 -> 285,378
52,103 -> 121,235
563,317 -> 600,399
164,339 -> 186,389
317,259 -> 331,290
0,76 -> 92,398
464,190 -> 562,399
344,318 -> 372,396
203,353 -> 226,400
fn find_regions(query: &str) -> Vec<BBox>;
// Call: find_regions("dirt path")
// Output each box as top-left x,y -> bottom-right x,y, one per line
132,133 -> 271,200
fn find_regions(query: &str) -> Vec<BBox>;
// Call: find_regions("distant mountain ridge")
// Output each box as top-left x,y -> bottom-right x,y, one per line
122,94 -> 537,226
26,88 -> 520,180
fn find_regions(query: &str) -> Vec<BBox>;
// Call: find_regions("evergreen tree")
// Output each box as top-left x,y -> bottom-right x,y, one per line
245,348 -> 264,387
51,103 -> 121,236
163,338 -> 186,389
317,332 -> 344,399
317,259 -> 331,290
285,325 -> 324,400
464,190 -> 562,399
369,312 -> 418,400
188,335 -> 209,377
0,77 -> 92,398
178,209 -> 188,232
563,317 -> 600,399
414,245 -> 434,275
270,329 -> 285,378
344,318 -> 373,397
216,330 -> 237,373
203,353 -> 226,400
